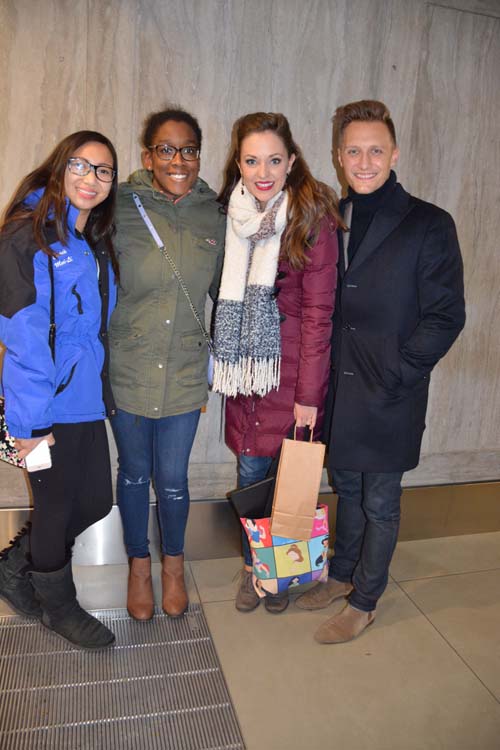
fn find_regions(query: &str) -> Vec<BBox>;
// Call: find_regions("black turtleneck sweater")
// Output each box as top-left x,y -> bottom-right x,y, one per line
347,170 -> 397,263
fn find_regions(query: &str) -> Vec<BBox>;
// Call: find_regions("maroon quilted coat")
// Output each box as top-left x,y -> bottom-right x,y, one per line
225,220 -> 338,458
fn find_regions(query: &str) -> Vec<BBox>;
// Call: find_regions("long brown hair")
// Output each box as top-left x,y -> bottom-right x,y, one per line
1,130 -> 118,276
218,112 -> 343,269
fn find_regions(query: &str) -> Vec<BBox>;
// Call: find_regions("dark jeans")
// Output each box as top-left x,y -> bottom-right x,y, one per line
329,469 -> 403,612
238,454 -> 273,567
111,408 -> 200,558
29,421 -> 113,571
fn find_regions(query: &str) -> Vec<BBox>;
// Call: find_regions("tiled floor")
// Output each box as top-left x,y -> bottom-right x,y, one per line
2,532 -> 500,749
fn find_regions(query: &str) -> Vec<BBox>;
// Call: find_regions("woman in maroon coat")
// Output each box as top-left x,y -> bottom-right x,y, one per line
213,112 -> 341,614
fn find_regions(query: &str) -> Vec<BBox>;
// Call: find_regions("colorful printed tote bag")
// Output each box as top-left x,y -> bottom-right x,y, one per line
241,504 -> 330,597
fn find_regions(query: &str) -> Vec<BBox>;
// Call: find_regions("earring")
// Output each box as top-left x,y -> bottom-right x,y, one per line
241,179 -> 245,196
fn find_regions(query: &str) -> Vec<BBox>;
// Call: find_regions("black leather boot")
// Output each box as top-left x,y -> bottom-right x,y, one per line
0,524 -> 42,618
31,560 -> 115,649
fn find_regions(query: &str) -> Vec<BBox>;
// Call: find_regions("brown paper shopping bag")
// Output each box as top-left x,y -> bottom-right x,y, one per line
270,429 -> 325,540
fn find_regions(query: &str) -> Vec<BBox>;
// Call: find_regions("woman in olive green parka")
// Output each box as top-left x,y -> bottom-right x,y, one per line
109,107 -> 225,621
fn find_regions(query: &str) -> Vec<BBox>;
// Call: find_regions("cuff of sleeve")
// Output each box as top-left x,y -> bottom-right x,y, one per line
294,393 -> 321,408
31,426 -> 53,438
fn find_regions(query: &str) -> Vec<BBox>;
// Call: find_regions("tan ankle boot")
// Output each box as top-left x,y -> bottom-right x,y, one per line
127,556 -> 154,621
314,603 -> 376,643
161,554 -> 188,617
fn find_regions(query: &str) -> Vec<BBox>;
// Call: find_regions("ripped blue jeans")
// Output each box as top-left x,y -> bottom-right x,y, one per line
111,408 -> 201,557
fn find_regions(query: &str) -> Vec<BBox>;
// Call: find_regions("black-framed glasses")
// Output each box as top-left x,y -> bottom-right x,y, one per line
148,143 -> 200,162
67,157 -> 116,183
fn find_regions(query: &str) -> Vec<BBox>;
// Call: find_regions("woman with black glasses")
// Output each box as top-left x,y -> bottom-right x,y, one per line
0,131 -> 119,648
109,106 -> 225,621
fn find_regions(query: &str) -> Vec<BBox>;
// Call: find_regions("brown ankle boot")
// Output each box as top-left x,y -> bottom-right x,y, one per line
127,556 -> 154,621
161,554 -> 188,617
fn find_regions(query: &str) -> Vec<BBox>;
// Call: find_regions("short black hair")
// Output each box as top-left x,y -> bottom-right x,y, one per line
141,106 -> 202,150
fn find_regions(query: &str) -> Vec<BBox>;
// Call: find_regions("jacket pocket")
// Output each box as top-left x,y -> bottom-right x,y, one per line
181,331 -> 205,351
55,362 -> 77,395
177,330 -> 207,385
109,327 -> 143,350
383,335 -> 402,390
195,239 -> 220,271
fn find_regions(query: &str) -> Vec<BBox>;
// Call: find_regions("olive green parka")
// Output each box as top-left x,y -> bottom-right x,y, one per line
109,169 -> 225,418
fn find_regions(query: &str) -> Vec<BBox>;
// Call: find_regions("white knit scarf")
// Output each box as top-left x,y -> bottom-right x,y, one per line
212,181 -> 288,397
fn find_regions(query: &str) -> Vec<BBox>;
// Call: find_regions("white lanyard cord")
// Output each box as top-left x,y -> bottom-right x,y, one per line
132,192 -> 213,352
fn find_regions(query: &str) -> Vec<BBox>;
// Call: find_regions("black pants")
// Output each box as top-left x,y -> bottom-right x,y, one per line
28,421 -> 113,571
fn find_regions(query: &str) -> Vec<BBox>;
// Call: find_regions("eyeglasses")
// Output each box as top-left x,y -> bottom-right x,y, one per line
148,143 -> 200,162
67,157 -> 116,183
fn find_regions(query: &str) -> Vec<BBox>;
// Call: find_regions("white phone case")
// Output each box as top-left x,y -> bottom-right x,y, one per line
25,439 -> 52,472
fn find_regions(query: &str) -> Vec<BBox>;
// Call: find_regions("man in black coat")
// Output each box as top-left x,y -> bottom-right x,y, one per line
296,100 -> 465,642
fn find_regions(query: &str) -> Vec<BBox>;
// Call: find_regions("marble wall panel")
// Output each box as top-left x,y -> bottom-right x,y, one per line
268,0 -> 427,190
131,0 -> 276,189
408,3 -> 500,458
0,0 -> 87,208
0,0 -> 498,498
85,0 -> 138,175
433,0 -> 500,17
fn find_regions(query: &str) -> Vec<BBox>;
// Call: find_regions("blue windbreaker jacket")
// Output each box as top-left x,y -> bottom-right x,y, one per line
0,191 -> 117,438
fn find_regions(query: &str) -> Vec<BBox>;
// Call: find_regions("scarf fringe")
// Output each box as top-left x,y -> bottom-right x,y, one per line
212,356 -> 281,398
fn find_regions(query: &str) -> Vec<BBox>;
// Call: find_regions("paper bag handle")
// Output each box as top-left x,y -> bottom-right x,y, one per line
293,424 -> 314,442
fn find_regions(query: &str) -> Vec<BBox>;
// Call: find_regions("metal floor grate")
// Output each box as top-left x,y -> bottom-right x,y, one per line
0,605 -> 246,750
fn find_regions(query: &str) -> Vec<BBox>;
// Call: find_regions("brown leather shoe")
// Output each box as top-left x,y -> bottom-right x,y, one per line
314,603 -> 376,643
295,577 -> 353,610
161,554 -> 188,617
264,592 -> 289,614
127,556 -> 154,621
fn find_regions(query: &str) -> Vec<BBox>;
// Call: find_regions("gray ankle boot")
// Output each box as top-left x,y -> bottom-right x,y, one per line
0,524 -> 42,618
235,569 -> 260,612
30,560 -> 115,649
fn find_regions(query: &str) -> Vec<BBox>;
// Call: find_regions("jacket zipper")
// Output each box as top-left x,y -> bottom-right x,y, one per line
55,363 -> 77,395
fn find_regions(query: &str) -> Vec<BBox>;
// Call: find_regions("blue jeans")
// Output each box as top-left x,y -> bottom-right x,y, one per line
238,454 -> 273,566
111,408 -> 201,557
329,470 -> 403,612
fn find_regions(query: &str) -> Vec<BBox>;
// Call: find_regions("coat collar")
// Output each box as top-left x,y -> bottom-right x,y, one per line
24,188 -> 81,237
339,182 -> 416,276
123,169 -> 217,206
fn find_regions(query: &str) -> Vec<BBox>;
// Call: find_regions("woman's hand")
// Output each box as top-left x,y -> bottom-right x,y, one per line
14,434 -> 55,460
293,403 -> 317,429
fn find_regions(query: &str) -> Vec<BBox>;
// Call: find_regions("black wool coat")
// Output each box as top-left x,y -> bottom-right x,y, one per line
325,181 -> 466,473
